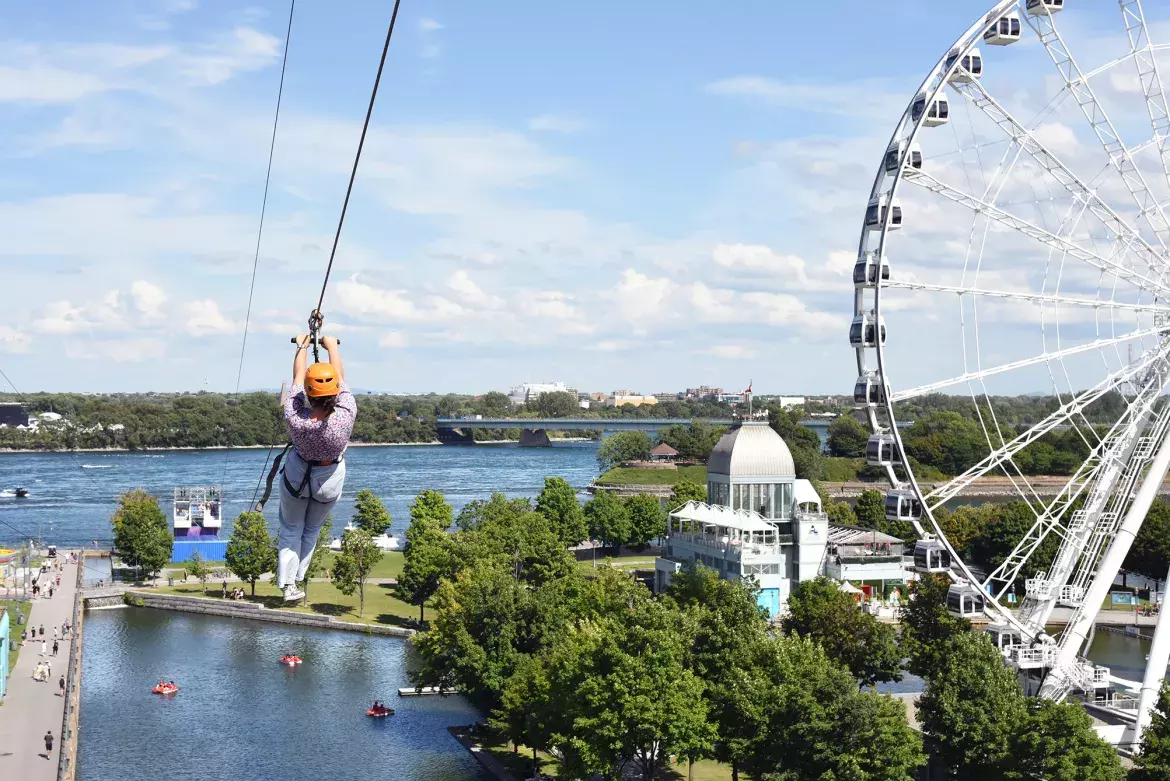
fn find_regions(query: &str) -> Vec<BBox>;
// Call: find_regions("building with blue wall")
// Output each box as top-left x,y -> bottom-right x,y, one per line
0,608 -> 11,701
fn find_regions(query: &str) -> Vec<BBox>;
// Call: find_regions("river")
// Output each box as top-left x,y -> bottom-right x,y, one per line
0,443 -> 601,547
78,608 -> 489,781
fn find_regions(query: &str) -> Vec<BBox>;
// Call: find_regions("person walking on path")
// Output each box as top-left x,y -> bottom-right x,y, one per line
40,640 -> 46,656
53,626 -> 57,641
59,675 -> 65,697
52,639 -> 59,657
44,730 -> 54,760
39,624 -> 44,637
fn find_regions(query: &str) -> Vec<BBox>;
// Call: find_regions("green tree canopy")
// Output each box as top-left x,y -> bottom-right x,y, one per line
624,493 -> 666,549
1008,699 -> 1124,781
667,480 -> 707,512
899,572 -> 971,680
331,527 -> 383,617
1126,499 -> 1170,583
396,508 -> 452,622
476,391 -> 512,417
224,510 -> 277,596
827,414 -> 870,458
536,391 -> 579,418
352,489 -> 392,536
1134,681 -> 1170,781
659,420 -> 727,461
535,476 -> 588,546
452,506 -> 575,587
585,489 -> 632,552
782,577 -> 902,687
854,488 -> 886,530
456,492 -> 533,532
409,489 -> 454,530
185,550 -> 211,594
596,430 -> 653,472
111,489 -> 173,579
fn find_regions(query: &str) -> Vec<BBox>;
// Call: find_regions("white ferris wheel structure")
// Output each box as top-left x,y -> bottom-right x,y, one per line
854,0 -> 1170,749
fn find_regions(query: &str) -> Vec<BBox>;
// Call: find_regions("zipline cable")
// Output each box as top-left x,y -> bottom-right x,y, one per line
314,0 -> 404,316
219,0 -> 298,501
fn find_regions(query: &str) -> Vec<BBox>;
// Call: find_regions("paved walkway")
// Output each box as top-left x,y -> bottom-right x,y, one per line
0,556 -> 77,776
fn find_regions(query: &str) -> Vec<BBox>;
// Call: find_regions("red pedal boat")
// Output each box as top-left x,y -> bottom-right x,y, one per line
151,683 -> 179,695
366,703 -> 394,718
279,655 -> 303,665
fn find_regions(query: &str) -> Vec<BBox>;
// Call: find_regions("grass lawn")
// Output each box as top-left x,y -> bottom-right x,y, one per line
163,551 -> 404,583
148,574 -> 427,627
475,732 -> 745,780
596,465 -> 707,486
577,556 -> 657,573
4,600 -> 33,679
821,457 -> 864,482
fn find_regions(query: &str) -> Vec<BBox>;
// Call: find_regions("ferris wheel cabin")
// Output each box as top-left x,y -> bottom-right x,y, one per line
986,624 -> 1023,652
849,312 -> 886,349
853,252 -> 890,288
1026,0 -> 1063,16
983,13 -> 1021,45
913,539 -> 951,573
947,583 -> 986,618
866,433 -> 901,467
944,47 -> 983,83
911,93 -> 949,127
886,490 -> 922,523
883,140 -> 922,175
853,372 -> 887,407
864,194 -> 902,231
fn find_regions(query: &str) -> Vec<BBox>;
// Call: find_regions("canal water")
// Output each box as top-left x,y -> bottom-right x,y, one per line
0,442 -> 601,548
78,608 -> 490,781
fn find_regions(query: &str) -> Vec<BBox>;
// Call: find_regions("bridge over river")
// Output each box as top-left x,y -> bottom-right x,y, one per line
435,417 -> 736,445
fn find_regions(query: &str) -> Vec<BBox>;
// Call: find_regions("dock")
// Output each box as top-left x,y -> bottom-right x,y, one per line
398,685 -> 455,697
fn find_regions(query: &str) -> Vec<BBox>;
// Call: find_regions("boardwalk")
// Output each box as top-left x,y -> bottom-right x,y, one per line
0,556 -> 78,777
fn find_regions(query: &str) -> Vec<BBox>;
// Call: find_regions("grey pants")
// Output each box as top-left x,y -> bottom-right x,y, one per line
277,449 -> 346,588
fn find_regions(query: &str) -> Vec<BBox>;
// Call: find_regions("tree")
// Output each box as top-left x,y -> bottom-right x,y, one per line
452,506 -> 575,587
111,489 -> 173,580
1135,681 -> 1170,781
854,488 -> 886,530
456,492 -> 533,532
825,500 -> 858,527
186,550 -> 211,595
667,480 -> 707,512
331,527 -> 383,618
476,391 -> 512,417
396,501 -> 451,622
596,430 -> 653,471
409,489 -> 453,531
624,493 -> 666,549
827,414 -> 869,458
535,477 -> 588,546
585,490 -> 631,552
918,632 -> 1026,779
352,489 -> 392,536
782,577 -> 902,687
300,519 -> 332,605
899,572 -> 971,680
1008,699 -> 1123,781
1126,499 -> 1170,583
742,636 -> 924,781
537,391 -> 579,418
224,511 -> 277,597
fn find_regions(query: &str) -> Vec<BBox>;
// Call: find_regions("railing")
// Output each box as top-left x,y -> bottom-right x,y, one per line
836,555 -> 904,565
57,554 -> 85,781
669,534 -> 788,558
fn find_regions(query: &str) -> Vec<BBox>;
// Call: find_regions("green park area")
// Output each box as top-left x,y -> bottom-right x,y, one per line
165,551 -> 405,583
596,464 -> 707,486
4,600 -> 33,682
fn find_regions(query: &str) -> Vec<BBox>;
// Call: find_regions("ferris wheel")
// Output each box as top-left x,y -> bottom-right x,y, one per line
854,0 -> 1170,746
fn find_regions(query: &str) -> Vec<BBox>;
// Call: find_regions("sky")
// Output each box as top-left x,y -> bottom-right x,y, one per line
1,0 -> 1168,397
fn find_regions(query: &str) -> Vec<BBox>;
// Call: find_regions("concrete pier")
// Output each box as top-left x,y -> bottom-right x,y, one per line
0,553 -> 80,778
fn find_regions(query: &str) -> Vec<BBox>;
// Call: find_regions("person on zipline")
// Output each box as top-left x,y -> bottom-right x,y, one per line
278,331 -> 355,602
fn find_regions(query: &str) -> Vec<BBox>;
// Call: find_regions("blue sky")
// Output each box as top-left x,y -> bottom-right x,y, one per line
1,0 -> 1162,396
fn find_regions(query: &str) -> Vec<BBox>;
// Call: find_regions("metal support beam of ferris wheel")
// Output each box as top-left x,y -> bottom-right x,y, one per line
1040,422 -> 1170,701
1132,560 -> 1170,749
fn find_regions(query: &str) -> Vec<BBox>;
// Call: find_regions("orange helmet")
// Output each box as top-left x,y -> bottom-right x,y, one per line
305,362 -> 340,398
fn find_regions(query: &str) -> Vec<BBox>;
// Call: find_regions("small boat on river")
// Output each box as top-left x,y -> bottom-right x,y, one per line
152,682 -> 179,695
366,701 -> 394,718
14,487 -> 28,498
279,655 -> 303,665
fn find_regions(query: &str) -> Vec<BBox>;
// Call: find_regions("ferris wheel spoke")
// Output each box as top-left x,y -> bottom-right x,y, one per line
922,341 -> 1170,509
1119,1 -> 1170,203
886,279 -> 1164,312
890,322 -> 1169,403
1026,9 -> 1170,247
949,77 -> 1162,271
903,170 -> 1164,296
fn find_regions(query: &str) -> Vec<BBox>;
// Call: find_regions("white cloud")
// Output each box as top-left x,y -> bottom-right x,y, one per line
131,280 -> 168,318
528,115 -> 587,134
610,269 -> 674,323
184,300 -> 235,336
0,325 -> 31,354
0,66 -> 112,103
419,18 -> 443,32
447,270 -> 504,308
698,345 -> 756,359
705,75 -> 906,120
65,338 -> 165,363
179,27 -> 281,86
379,331 -> 408,349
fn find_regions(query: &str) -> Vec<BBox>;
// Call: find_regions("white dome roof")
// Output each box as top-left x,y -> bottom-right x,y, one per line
707,421 -> 796,478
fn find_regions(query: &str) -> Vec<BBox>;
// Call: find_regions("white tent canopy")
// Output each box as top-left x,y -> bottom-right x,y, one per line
794,478 -> 821,511
669,500 -> 775,533
839,581 -> 864,594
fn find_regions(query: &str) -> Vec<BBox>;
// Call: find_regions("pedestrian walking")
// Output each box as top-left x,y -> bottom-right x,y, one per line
49,586 -> 54,598
52,640 -> 59,656
56,575 -> 61,587
39,624 -> 44,637
53,627 -> 58,640
44,730 -> 53,760
40,640 -> 46,656
58,675 -> 65,697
